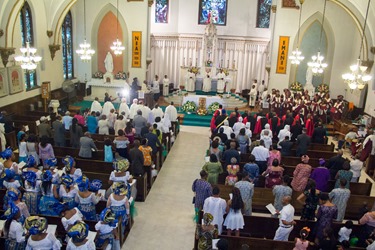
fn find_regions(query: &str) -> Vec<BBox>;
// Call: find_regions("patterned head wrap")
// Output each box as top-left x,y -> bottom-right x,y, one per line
23,171 -> 37,187
76,175 -> 90,192
3,202 -> 20,220
2,169 -> 15,181
203,213 -> 214,225
62,155 -> 75,171
26,155 -> 36,168
67,221 -> 89,243
112,182 -> 128,196
6,188 -> 21,202
44,157 -> 57,168
25,216 -> 48,235
89,179 -> 103,192
42,170 -> 53,182
61,175 -> 74,187
301,155 -> 310,164
99,208 -> 118,227
113,159 -> 129,172
52,202 -> 69,215
0,148 -> 13,159
319,158 -> 326,166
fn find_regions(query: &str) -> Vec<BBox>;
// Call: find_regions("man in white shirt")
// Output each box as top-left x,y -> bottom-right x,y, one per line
350,154 -> 363,182
139,102 -> 151,120
203,186 -> 227,234
90,97 -> 102,113
62,111 -> 73,130
151,104 -> 164,120
162,75 -> 170,96
251,140 -> 269,173
273,196 -> 295,241
165,102 -> 178,122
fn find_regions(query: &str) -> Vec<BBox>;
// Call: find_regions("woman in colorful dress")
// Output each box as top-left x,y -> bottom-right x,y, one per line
195,213 -> 218,250
75,175 -> 101,221
67,221 -> 96,250
109,159 -> 132,187
310,158 -> 330,192
38,170 -> 60,216
6,188 -> 30,218
263,159 -> 284,188
225,157 -> 240,186
22,170 -> 41,214
334,162 -> 353,189
1,148 -> 21,181
139,139 -> 153,188
107,182 -> 130,235
26,134 -> 40,166
62,155 -> 82,182
25,216 -> 62,250
24,155 -> 42,180
124,122 -> 135,145
267,143 -> 281,167
38,136 -> 55,168
95,208 -> 120,250
2,169 -> 21,191
291,155 -> 312,192
53,175 -> 77,210
202,154 -> 223,185
2,202 -> 27,250
297,179 -> 320,221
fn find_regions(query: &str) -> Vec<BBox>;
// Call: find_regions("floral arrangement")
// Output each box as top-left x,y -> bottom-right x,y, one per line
93,71 -> 104,79
115,71 -> 128,80
182,101 -> 197,113
205,60 -> 213,67
290,81 -> 303,92
316,83 -> 330,93
222,68 -> 230,76
207,102 -> 220,114
197,108 -> 208,116
189,66 -> 200,75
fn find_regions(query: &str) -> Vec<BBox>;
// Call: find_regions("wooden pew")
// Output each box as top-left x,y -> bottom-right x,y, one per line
291,142 -> 335,152
215,185 -> 374,220
217,235 -> 303,250
282,156 -> 320,167
289,149 -> 337,159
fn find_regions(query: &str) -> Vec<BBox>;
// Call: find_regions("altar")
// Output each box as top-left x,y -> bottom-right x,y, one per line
182,95 -> 223,108
86,79 -> 131,101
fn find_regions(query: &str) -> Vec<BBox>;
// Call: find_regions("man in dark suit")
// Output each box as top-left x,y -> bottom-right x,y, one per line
144,126 -> 162,166
327,150 -> 346,180
129,139 -> 144,176
312,122 -> 327,144
291,120 -> 303,142
222,142 -> 240,165
52,115 -> 65,147
279,136 -> 294,156
295,128 -> 311,157
133,110 -> 147,136
38,116 -> 52,139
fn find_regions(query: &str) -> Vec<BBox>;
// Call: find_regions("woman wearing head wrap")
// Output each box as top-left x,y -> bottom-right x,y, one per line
75,175 -> 101,221
277,124 -> 291,144
61,206 -> 84,232
2,202 -> 27,249
22,170 -> 41,214
62,155 -> 82,182
44,157 -> 60,184
24,155 -> 42,179
195,213 -> 218,250
233,117 -> 245,136
95,208 -> 120,249
260,123 -> 273,140
67,221 -> 96,249
89,179 -> 103,194
38,170 -> 60,216
2,169 -> 21,190
5,187 -> 30,218
53,175 -> 77,210
1,148 -> 20,176
25,216 -> 62,250
107,182 -> 130,236
291,155 -> 312,192
109,160 -> 132,186
310,158 -> 330,192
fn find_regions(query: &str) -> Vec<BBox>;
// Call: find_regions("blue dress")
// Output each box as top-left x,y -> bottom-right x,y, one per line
87,116 -> 98,134
23,180 -> 41,215
104,145 -> 114,162
38,184 -> 60,216
75,193 -> 100,221
109,194 -> 129,235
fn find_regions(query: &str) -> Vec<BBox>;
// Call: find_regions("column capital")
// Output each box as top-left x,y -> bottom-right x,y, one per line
0,29 -> 4,38
49,44 -> 61,60
0,47 -> 15,67
271,5 -> 277,13
148,0 -> 154,7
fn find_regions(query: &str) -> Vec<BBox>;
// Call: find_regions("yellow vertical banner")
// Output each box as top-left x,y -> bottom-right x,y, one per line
276,36 -> 289,74
132,31 -> 142,68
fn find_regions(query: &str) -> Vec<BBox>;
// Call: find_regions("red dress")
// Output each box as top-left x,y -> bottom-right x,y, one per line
305,118 -> 314,137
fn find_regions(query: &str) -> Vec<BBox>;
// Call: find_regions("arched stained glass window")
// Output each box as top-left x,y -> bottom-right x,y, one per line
20,1 -> 37,90
62,11 -> 74,79
256,0 -> 272,28
155,0 -> 169,23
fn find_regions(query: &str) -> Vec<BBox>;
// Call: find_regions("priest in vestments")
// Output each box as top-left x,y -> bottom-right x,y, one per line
202,74 -> 212,92
249,85 -> 257,108
216,70 -> 226,94
186,70 -> 196,92
119,98 -> 130,119
90,97 -> 102,113
163,75 -> 170,96
305,114 -> 314,137
165,102 -> 178,122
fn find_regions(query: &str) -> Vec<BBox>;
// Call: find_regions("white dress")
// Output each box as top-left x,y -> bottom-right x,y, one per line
98,120 -> 109,135
110,171 -> 131,184
61,208 -> 83,231
66,238 -> 96,250
223,208 -> 244,230
26,142 -> 40,165
26,233 -> 62,250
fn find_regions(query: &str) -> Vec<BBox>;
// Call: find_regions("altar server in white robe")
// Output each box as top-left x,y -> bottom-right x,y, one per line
139,102 -> 151,120
90,97 -> 102,113
102,101 -> 115,117
151,104 -> 164,120
161,113 -> 172,133
129,99 -> 139,120
233,117 -> 245,136
163,75 -> 170,96
249,85 -> 257,108
165,102 -> 178,122
261,88 -> 269,109
119,98 -> 130,119
186,70 -> 196,92
216,69 -> 226,94
202,73 -> 212,92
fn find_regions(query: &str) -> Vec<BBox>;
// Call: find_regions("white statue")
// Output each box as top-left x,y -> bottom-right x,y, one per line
306,66 -> 313,85
104,52 -> 114,73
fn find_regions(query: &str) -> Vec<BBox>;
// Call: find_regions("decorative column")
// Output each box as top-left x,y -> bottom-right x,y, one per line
0,47 -> 15,67
146,0 -> 154,80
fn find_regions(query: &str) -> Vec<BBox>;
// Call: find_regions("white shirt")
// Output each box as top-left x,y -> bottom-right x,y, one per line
368,241 -> 375,250
129,103 -> 139,119
151,107 -> 164,119
95,221 -> 117,234
61,208 -> 83,231
165,105 -> 178,122
8,220 -> 25,243
67,238 -> 96,250
364,134 -> 375,155
338,226 -> 352,242
119,102 -> 130,119
19,141 -> 28,157
26,233 -> 62,250
203,196 -> 227,232
222,125 -> 234,139
279,204 -> 295,227
350,159 -> 363,178
251,145 -> 269,161
345,131 -> 358,140
63,115 -> 73,130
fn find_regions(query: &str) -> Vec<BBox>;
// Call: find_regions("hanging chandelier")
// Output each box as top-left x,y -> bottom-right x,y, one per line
111,0 -> 125,55
307,0 -> 328,74
76,0 -> 95,61
342,0 -> 372,90
289,0 -> 304,65
15,41 -> 42,71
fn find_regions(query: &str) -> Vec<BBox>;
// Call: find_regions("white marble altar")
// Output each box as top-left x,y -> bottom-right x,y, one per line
182,95 -> 223,108
87,79 -> 130,100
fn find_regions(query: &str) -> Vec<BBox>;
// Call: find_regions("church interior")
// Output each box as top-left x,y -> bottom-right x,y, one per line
0,0 -> 375,249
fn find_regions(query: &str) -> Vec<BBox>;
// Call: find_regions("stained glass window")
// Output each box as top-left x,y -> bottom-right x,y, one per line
20,1 -> 37,90
199,0 -> 228,26
62,11 -> 74,79
256,0 -> 272,28
155,0 -> 168,23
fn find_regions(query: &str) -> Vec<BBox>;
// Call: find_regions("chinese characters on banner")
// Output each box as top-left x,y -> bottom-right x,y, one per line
276,36 -> 289,74
132,31 -> 142,68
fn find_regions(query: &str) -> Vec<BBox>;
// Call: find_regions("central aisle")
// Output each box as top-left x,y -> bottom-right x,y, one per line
123,126 -> 209,250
